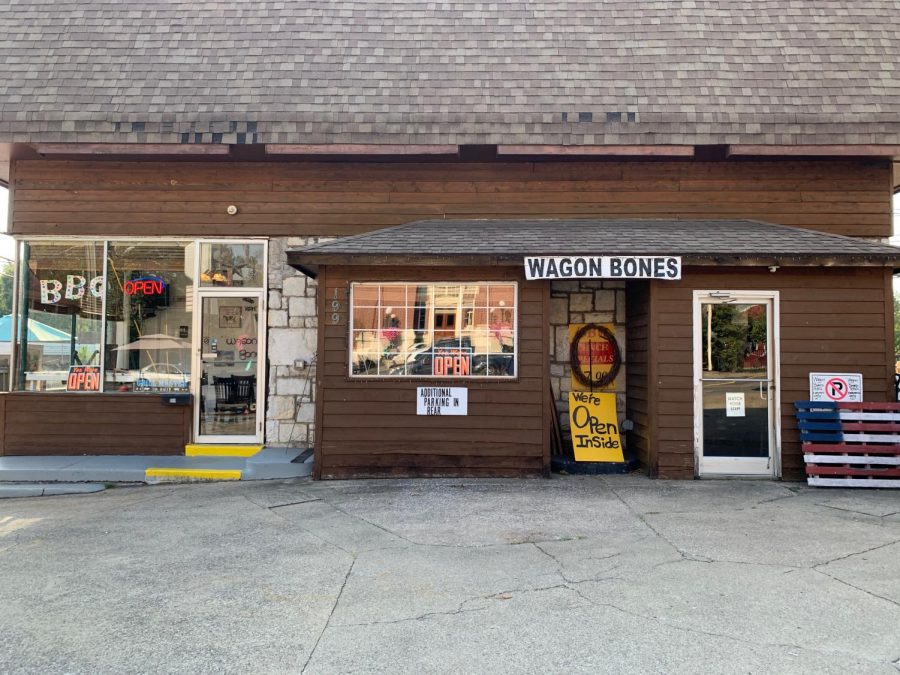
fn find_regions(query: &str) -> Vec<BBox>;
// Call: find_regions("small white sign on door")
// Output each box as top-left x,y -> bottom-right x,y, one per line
725,392 -> 745,417
809,372 -> 863,403
417,387 -> 468,416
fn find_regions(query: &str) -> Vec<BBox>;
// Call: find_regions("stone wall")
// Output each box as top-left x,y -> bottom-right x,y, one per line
549,280 -> 627,442
264,236 -> 331,448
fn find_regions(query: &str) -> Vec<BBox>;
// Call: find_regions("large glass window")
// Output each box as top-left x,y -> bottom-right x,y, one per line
199,243 -> 264,288
350,282 -> 516,378
14,241 -> 104,390
11,239 -> 265,393
104,242 -> 194,393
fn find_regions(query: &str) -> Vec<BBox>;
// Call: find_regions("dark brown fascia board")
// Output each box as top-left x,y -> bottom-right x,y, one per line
287,251 -> 900,273
498,145 -> 695,157
729,145 -> 900,158
265,144 -> 459,156
31,143 -> 231,156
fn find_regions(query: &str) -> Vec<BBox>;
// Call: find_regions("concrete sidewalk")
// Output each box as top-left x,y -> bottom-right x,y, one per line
0,476 -> 898,674
0,447 -> 312,484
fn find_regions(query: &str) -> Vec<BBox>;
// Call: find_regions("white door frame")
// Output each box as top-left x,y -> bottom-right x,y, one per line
192,289 -> 267,444
692,290 -> 781,478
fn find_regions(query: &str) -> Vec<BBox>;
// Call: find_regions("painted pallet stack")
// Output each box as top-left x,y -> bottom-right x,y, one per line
795,401 -> 900,488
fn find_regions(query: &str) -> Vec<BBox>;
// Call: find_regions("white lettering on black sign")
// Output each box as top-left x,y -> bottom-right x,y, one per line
524,256 -> 681,280
416,387 -> 468,416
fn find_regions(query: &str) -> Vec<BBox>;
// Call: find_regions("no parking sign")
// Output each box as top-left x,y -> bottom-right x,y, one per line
809,372 -> 863,402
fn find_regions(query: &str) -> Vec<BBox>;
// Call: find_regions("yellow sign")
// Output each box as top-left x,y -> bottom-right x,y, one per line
568,391 -> 624,462
568,323 -> 617,391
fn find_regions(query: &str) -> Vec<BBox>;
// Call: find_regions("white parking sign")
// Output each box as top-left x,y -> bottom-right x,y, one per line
809,372 -> 863,402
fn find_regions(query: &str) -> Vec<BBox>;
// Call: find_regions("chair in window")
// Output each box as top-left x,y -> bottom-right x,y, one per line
213,376 -> 236,412
232,375 -> 256,412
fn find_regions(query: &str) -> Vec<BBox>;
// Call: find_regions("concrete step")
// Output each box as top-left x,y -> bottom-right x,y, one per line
0,447 -> 314,484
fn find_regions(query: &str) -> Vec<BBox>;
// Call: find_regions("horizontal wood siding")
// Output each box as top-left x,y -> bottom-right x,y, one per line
10,158 -> 891,238
652,268 -> 894,480
625,281 -> 653,470
317,266 -> 548,478
0,393 -> 191,455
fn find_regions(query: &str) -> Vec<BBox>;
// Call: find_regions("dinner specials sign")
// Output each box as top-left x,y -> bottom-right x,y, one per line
525,256 -> 681,280
568,391 -> 624,462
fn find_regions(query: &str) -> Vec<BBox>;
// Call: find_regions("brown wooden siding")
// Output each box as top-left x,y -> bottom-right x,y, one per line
0,393 -> 191,456
625,281 -> 653,471
10,158 -> 892,238
651,268 -> 894,480
316,265 -> 549,478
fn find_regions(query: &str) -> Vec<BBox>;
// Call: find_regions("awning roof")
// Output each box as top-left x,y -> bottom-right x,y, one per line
287,219 -> 900,277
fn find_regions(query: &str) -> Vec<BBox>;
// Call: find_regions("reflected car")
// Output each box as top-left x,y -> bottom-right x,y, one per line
131,363 -> 190,391
390,338 -> 514,376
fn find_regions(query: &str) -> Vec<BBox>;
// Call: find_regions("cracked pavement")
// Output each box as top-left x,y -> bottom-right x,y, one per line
0,476 -> 898,674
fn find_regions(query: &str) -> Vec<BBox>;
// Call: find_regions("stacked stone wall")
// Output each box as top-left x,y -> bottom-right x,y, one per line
549,280 -> 627,443
263,236 -> 332,447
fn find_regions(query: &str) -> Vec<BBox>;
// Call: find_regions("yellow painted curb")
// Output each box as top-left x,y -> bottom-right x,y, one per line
145,468 -> 242,482
184,444 -> 263,458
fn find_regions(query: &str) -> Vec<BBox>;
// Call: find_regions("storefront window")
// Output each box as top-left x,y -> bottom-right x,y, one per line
104,242 -> 194,393
14,241 -> 104,390
350,282 -> 517,378
199,243 -> 264,288
11,238 -> 264,393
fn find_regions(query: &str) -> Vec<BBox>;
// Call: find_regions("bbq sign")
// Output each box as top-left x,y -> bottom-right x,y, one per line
525,256 -> 681,280
66,365 -> 102,392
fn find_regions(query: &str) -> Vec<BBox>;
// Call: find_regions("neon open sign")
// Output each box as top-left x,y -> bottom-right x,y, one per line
124,275 -> 167,297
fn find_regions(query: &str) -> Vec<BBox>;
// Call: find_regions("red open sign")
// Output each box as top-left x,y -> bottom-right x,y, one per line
124,276 -> 166,297
67,365 -> 102,392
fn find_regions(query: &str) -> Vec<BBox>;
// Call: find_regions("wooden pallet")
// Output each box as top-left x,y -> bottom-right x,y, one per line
795,401 -> 900,488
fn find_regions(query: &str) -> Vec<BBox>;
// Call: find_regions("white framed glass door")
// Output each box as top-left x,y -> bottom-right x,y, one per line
193,292 -> 265,443
693,291 -> 780,477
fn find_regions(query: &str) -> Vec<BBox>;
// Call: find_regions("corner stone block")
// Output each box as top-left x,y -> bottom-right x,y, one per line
288,296 -> 316,318
570,293 -> 593,312
594,291 -> 615,311
267,395 -> 296,421
554,326 -> 569,361
549,297 -> 569,325
282,275 -> 307,298
268,310 -> 288,327
268,327 -> 316,365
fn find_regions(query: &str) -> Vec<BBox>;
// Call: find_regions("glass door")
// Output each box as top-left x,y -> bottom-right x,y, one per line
194,293 -> 264,443
694,293 -> 778,477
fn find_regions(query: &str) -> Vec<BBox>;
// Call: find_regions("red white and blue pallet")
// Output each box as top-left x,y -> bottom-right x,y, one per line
795,401 -> 900,488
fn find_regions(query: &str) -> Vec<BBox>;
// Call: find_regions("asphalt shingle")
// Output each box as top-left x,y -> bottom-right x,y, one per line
1,1 -> 899,146
288,219 -> 900,271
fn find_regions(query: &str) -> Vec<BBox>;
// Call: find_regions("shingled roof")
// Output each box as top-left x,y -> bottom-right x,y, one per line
287,219 -> 900,275
1,1 -> 899,146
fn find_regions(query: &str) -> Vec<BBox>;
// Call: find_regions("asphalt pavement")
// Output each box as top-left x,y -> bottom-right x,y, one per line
1,475 -> 898,674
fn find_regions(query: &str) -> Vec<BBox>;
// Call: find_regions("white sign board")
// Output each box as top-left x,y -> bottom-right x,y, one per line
725,392 -> 746,417
417,387 -> 468,416
809,372 -> 863,403
524,256 -> 681,281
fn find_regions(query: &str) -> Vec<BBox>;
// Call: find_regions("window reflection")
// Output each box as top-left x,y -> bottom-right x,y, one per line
350,282 -> 517,378
13,241 -> 104,390
105,242 -> 193,393
199,243 -> 264,287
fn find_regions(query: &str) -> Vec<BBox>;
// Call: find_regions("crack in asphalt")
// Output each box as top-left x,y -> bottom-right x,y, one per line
814,568 -> 900,609
333,596 -> 492,629
241,494 -> 356,556
302,557 -> 356,675
812,538 -> 900,569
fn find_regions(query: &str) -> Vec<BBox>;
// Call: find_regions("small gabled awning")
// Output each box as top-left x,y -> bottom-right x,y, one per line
287,219 -> 900,278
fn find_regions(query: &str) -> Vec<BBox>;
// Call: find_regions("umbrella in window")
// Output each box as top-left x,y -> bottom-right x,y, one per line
113,334 -> 191,351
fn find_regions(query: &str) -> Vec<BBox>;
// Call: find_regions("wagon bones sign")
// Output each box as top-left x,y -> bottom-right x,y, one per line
525,256 -> 681,280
